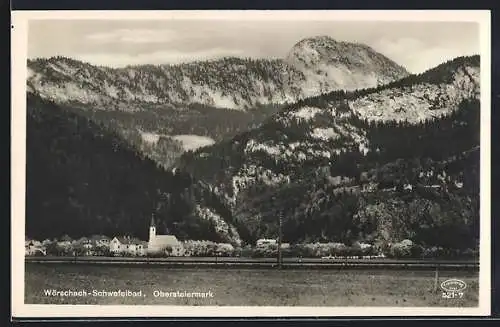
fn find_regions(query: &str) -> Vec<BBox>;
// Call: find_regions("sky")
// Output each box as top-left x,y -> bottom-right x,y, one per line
28,19 -> 480,74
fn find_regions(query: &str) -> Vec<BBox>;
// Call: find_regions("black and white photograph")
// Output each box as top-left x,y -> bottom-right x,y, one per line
11,10 -> 491,317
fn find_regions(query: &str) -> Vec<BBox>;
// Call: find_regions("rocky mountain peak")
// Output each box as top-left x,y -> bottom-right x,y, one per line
285,36 -> 409,97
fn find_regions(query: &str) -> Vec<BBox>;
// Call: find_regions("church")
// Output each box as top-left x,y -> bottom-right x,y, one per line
148,217 -> 185,256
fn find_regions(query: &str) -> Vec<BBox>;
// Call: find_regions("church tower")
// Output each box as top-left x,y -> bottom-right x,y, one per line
149,216 -> 156,243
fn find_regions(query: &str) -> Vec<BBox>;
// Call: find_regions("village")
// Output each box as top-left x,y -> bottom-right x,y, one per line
24,234 -> 239,258
24,235 -> 297,258
25,218 -> 370,258
25,217 -> 240,258
24,217 -> 420,260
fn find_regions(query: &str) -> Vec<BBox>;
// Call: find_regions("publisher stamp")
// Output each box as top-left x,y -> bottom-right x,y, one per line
441,279 -> 467,299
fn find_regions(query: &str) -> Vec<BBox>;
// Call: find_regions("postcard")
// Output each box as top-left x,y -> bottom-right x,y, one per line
11,9 -> 491,318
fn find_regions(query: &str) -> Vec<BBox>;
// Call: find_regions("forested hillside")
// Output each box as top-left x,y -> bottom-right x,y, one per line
178,56 -> 481,252
26,94 -> 241,244
58,100 -> 283,169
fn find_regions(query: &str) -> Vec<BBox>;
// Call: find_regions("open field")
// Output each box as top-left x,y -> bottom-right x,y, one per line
25,263 -> 478,306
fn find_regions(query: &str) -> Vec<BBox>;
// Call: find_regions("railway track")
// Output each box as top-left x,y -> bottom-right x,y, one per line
25,256 -> 479,270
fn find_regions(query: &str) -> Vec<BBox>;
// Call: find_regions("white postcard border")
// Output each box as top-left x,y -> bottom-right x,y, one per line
11,9 -> 492,318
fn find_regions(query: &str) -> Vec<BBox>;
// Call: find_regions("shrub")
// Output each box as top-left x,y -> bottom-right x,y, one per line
387,239 -> 414,258
252,244 -> 278,258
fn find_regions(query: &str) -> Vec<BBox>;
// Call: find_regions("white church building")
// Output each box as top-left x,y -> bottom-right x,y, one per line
148,217 -> 185,256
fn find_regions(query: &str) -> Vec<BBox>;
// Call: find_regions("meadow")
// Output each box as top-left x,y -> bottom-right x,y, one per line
25,263 -> 478,307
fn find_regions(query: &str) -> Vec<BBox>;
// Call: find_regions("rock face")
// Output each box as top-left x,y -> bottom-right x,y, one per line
348,59 -> 479,123
183,55 -> 479,183
27,36 -> 409,110
285,36 -> 409,97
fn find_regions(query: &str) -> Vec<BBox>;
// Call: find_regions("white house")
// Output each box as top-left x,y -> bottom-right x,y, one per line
25,245 -> 46,256
110,236 -> 147,256
25,239 -> 46,256
137,241 -> 148,256
256,239 -> 277,247
25,239 -> 42,248
75,237 -> 93,255
42,239 -> 53,247
148,217 -> 185,256
90,235 -> 111,247
56,235 -> 73,250
109,237 -> 123,254
56,240 -> 72,249
403,184 -> 413,191
280,243 -> 291,249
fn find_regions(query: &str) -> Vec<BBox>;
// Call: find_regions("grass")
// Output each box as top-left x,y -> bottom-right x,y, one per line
25,263 -> 478,306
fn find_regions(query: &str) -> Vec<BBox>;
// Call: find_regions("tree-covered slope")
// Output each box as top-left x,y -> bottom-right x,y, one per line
26,94 -> 240,244
177,56 -> 481,251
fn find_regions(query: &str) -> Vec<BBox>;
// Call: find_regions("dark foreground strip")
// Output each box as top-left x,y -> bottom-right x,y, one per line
25,258 -> 479,271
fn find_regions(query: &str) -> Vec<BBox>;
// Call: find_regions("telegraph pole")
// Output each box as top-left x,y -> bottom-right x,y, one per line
271,192 -> 283,270
277,209 -> 283,269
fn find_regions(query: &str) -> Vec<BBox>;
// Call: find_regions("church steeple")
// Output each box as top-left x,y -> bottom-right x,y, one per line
149,215 -> 156,242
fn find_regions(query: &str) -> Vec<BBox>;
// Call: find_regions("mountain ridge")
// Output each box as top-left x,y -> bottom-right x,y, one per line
27,35 -> 410,110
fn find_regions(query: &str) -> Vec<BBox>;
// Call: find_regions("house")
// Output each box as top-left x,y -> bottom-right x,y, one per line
90,235 -> 111,247
90,235 -> 112,255
25,245 -> 46,256
56,235 -> 71,246
136,241 -> 148,256
24,238 -> 32,249
51,237 -> 73,255
56,235 -> 73,249
148,217 -> 185,256
109,237 -> 122,253
280,243 -> 291,249
75,237 -> 94,256
256,239 -> 277,247
56,239 -> 72,249
403,184 -> 413,191
77,237 -> 92,248
42,239 -> 53,247
88,235 -> 111,256
25,238 -> 46,256
109,236 -> 147,256
25,238 -> 42,248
